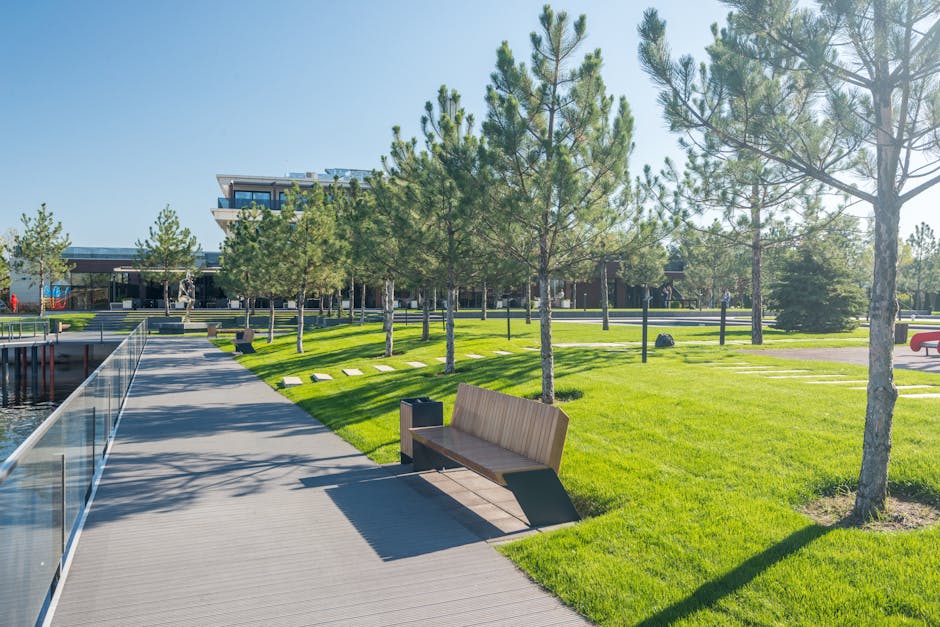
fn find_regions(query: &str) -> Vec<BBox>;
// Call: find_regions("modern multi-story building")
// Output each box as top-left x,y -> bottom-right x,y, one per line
211,168 -> 371,235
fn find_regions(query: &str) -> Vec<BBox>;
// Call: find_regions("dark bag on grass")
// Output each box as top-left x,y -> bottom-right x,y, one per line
655,333 -> 675,348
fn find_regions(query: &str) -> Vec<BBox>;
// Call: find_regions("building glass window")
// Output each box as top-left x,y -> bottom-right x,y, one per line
233,190 -> 272,209
234,190 -> 252,208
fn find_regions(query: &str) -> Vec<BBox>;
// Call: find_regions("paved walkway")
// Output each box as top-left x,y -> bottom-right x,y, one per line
49,337 -> 584,626
752,345 -> 940,375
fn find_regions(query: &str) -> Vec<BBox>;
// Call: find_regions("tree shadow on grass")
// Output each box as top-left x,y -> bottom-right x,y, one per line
636,524 -> 832,626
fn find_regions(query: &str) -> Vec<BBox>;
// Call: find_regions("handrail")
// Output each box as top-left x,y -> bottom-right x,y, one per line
0,318 -> 147,483
0,318 -> 49,341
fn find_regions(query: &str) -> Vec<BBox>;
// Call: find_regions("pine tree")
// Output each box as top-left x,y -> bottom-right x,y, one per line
281,184 -> 338,354
219,205 -> 263,328
770,246 -> 866,332
903,223 -> 938,311
14,203 -> 73,316
483,5 -> 634,403
640,0 -> 940,519
136,205 -> 199,317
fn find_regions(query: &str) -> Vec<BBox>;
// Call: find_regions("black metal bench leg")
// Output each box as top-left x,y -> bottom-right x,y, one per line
411,441 -> 463,472
503,468 -> 580,527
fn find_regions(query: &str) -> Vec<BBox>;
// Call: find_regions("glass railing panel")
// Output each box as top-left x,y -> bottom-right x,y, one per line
0,419 -> 65,627
0,321 -> 147,626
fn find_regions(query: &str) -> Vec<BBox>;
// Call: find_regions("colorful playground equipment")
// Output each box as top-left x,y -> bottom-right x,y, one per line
909,330 -> 940,356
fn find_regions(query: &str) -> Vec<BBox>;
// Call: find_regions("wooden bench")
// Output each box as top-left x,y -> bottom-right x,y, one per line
410,383 -> 579,527
922,341 -> 938,356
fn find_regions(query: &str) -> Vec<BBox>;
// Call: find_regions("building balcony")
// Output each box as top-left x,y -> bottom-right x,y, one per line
217,197 -> 277,210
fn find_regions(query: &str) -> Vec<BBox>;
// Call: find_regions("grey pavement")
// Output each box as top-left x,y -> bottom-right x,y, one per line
49,337 -> 585,626
750,345 -> 940,375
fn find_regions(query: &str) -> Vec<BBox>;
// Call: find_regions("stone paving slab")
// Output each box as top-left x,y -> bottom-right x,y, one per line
805,380 -> 868,385
49,338 -> 585,626
493,350 -> 512,355
749,346 -> 940,374
466,354 -> 485,359
373,365 -> 395,372
342,368 -> 364,376
281,376 -> 303,387
405,361 -> 427,368
312,372 -> 334,382
766,374 -> 845,379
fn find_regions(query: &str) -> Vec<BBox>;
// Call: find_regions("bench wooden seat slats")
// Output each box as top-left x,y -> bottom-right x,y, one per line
408,383 -> 579,527
409,426 -> 547,484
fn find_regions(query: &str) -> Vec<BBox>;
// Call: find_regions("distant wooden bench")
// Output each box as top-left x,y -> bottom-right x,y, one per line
410,383 -> 579,527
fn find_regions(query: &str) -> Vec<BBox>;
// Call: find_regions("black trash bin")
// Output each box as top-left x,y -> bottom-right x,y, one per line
399,397 -> 443,464
895,323 -> 909,345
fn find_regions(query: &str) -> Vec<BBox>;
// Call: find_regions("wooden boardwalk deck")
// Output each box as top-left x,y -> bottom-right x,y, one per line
49,337 -> 585,626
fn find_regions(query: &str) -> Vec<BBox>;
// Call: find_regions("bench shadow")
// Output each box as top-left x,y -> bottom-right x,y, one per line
306,467 -> 510,561
636,524 -> 832,626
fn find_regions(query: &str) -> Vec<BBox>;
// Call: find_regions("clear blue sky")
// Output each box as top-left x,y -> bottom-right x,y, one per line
1,1 -> 935,250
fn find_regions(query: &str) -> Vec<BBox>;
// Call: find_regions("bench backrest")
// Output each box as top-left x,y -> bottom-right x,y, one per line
451,383 -> 570,472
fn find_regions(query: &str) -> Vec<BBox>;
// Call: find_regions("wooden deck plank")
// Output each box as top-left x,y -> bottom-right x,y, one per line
49,338 -> 584,626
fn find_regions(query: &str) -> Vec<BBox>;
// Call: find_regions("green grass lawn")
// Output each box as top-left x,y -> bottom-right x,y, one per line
219,318 -> 939,625
48,312 -> 96,331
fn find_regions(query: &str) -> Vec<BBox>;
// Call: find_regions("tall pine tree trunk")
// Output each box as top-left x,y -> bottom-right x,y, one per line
600,260 -> 610,331
384,278 -> 394,357
296,287 -> 306,354
856,192 -> 901,519
244,297 -> 251,329
538,270 -> 554,404
382,280 -> 390,332
349,277 -> 355,323
422,287 -> 431,341
39,266 -> 46,317
481,281 -> 487,320
163,278 -> 170,317
750,196 -> 764,345
525,282 -> 532,324
573,281 -> 578,310
267,298 -> 275,343
327,292 -> 333,318
360,282 -> 366,325
446,277 -> 456,374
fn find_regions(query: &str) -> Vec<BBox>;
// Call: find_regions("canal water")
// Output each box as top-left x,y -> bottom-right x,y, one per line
1,357 -> 102,461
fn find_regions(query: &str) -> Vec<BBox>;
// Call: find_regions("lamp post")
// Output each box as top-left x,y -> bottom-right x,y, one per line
505,295 -> 511,340
583,292 -> 587,312
642,285 -> 650,364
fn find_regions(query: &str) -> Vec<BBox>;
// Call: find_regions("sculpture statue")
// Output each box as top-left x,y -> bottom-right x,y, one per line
177,270 -> 196,323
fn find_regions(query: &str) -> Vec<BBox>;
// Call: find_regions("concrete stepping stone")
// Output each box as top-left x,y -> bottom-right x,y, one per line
373,365 -> 395,372
311,373 -> 333,382
405,361 -> 427,368
899,393 -> 940,399
522,347 -> 540,351
342,368 -> 364,376
281,376 -> 303,388
725,365 -> 776,370
766,374 -> 845,379
435,357 -> 447,363
493,350 -> 512,355
466,354 -> 485,359
739,369 -> 809,375
805,380 -> 868,385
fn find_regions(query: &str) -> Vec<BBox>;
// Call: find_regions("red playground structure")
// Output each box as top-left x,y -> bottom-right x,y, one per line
909,330 -> 940,356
